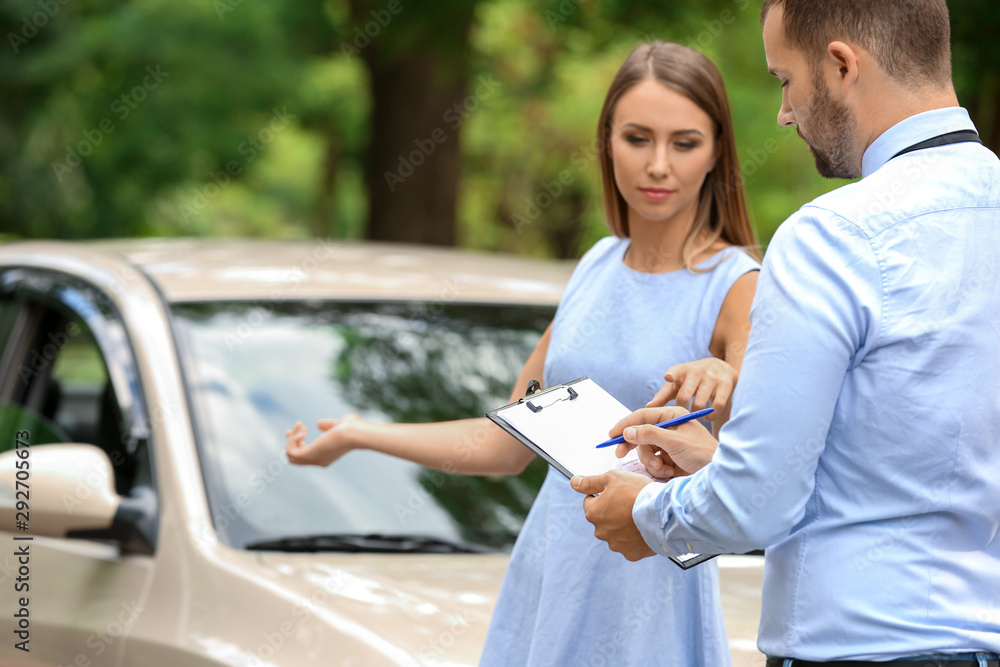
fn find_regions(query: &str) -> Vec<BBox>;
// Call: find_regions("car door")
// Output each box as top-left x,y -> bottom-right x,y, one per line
0,268 -> 157,667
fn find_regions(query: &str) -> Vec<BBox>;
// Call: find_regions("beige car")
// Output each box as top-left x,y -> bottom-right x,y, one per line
0,239 -> 763,666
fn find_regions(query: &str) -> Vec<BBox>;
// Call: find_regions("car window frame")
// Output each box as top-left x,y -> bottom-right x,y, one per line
0,267 -> 160,550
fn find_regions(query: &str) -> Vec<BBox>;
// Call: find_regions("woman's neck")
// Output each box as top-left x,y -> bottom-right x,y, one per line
624,206 -> 728,274
624,225 -> 685,273
624,203 -> 700,273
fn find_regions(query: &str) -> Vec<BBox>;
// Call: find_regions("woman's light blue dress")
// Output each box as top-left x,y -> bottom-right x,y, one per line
481,236 -> 760,666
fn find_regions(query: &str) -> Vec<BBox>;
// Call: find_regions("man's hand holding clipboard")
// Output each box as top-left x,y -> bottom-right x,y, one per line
571,405 -> 720,563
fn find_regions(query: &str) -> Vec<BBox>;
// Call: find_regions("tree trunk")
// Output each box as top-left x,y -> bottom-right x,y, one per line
989,79 -> 1000,155
312,130 -> 341,238
964,76 -> 1000,156
360,49 -> 469,246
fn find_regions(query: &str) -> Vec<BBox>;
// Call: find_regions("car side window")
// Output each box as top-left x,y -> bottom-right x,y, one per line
0,297 -> 70,448
0,271 -> 151,498
0,298 -> 12,343
49,325 -> 112,447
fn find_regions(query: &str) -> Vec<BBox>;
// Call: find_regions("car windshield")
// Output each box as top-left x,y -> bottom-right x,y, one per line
170,301 -> 552,551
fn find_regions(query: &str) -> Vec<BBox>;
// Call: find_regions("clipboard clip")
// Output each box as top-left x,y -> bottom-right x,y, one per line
523,385 -> 578,413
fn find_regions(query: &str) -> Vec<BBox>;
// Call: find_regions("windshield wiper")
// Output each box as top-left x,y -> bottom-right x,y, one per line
245,533 -> 494,554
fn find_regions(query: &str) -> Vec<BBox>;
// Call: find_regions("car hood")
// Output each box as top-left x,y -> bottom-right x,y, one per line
252,550 -> 510,666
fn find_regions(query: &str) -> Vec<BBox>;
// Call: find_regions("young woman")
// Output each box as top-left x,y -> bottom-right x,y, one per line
286,42 -> 760,665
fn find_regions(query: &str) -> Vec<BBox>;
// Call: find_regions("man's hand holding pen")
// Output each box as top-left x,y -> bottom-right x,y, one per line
611,406 -> 719,479
572,406 -> 719,560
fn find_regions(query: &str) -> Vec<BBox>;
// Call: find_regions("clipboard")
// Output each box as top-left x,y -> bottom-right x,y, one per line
486,377 -> 717,570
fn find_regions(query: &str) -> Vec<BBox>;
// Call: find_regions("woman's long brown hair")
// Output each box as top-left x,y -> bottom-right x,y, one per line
597,42 -> 761,268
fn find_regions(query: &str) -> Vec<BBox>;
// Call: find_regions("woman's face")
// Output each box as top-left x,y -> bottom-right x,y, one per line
610,79 -> 718,231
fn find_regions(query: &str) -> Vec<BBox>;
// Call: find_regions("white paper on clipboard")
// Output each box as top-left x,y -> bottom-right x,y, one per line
490,377 -> 644,477
486,377 -> 717,570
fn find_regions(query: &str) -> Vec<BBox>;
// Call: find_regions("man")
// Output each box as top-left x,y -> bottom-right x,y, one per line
571,1 -> 1000,665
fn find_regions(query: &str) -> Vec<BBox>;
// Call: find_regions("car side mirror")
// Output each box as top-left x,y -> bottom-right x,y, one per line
0,444 -> 121,538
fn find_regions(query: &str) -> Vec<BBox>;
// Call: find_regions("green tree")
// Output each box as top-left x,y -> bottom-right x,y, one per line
0,0 -> 308,238
951,0 -> 1000,153
2,0 -> 997,252
345,1 -> 478,246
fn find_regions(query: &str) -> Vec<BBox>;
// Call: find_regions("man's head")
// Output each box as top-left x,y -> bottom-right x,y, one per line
761,0 -> 955,179
761,0 -> 952,87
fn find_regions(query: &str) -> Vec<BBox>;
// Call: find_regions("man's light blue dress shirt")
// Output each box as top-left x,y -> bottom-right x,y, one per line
633,107 -> 1000,661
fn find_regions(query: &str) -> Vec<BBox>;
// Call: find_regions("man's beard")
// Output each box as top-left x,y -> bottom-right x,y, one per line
802,75 -> 860,179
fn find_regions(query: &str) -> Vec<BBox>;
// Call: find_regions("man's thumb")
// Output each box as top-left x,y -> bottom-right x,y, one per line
571,474 -> 606,495
629,423 -> 683,448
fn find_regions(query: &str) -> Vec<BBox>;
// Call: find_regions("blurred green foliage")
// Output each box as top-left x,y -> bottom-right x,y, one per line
0,0 -> 995,256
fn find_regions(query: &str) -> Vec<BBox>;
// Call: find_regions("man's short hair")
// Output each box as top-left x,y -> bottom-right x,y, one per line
760,0 -> 952,88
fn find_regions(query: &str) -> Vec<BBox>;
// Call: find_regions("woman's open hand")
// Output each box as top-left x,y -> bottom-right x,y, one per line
285,415 -> 364,467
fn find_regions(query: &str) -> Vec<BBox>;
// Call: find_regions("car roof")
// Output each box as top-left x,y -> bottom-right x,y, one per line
0,238 -> 577,305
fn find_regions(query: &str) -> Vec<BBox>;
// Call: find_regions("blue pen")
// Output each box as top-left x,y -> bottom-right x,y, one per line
595,407 -> 714,448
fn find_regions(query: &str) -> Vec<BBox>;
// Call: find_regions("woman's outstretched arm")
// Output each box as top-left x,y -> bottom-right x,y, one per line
285,323 -> 553,476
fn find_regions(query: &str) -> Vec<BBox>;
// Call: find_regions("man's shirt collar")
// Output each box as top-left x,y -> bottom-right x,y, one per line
861,106 -> 976,178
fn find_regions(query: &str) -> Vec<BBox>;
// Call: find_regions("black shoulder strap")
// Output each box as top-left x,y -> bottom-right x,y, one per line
891,129 -> 983,160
